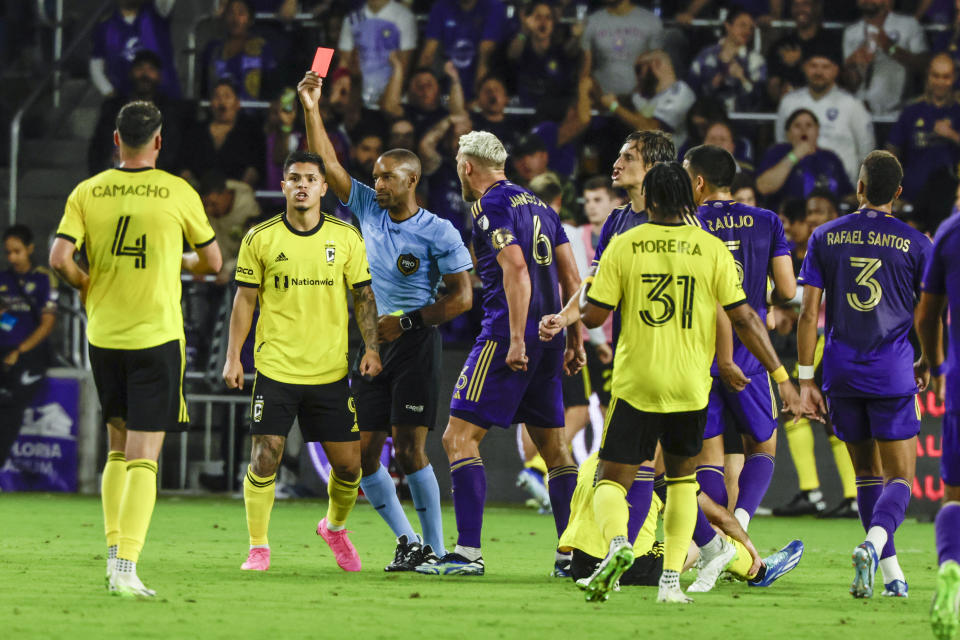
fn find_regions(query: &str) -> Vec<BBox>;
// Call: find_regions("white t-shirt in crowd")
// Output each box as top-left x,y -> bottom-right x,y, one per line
630,80 -> 697,149
582,6 -> 664,96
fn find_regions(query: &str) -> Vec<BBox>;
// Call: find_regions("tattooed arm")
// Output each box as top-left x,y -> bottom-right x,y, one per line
352,283 -> 383,378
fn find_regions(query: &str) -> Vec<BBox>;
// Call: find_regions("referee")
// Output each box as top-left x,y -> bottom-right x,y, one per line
50,100 -> 222,597
299,71 -> 473,570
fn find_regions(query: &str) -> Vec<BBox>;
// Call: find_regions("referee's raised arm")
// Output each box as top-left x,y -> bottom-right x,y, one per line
297,71 -> 353,204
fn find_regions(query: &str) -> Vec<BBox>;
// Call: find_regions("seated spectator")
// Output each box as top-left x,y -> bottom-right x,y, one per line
90,0 -> 180,98
381,58 -> 466,140
88,49 -> 192,175
337,0 -> 417,108
602,49 -> 696,149
776,44 -> 875,185
778,197 -> 811,269
419,113 -> 475,243
580,0 -> 664,98
198,171 -> 262,283
528,74 -> 593,179
418,0 -> 509,99
0,225 -> 58,474
472,75 -> 528,156
731,172 -> 759,207
842,0 -> 928,116
263,87 -> 305,208
181,79 -> 265,188
703,120 -> 755,173
757,108 -> 853,211
348,130 -> 385,187
767,0 -> 841,103
509,133 -> 578,220
200,0 -> 277,101
886,53 -> 960,232
388,117 -> 416,151
688,8 -> 766,111
805,187 -> 841,229
505,1 -> 580,111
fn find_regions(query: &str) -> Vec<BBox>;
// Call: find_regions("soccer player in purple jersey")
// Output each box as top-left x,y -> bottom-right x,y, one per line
797,151 -> 932,599
416,131 -> 583,576
681,145 -> 800,591
915,210 -> 960,639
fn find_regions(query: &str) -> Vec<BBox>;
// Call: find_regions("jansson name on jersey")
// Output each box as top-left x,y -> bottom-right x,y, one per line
632,238 -> 702,256
91,184 -> 171,198
825,229 -> 912,252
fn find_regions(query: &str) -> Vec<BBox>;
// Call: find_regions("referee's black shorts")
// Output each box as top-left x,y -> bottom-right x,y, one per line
250,372 -> 358,442
599,396 -> 707,465
351,326 -> 441,431
89,339 -> 188,431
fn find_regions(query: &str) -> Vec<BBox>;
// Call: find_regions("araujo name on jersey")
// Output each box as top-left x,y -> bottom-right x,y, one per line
92,184 -> 170,198
703,215 -> 753,232
632,239 -> 702,256
825,229 -> 912,253
273,274 -> 336,290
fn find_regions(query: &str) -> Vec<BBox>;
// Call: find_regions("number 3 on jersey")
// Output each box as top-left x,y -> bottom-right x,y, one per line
846,256 -> 882,312
639,273 -> 695,328
112,215 -> 147,268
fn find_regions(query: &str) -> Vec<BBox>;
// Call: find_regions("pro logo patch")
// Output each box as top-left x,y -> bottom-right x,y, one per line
397,253 -> 420,276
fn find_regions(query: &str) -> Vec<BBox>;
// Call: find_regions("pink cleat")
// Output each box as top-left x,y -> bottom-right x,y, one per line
241,547 -> 271,571
317,518 -> 361,571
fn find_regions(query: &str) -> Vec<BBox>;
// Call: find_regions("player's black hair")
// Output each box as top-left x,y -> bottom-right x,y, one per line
642,162 -> 696,220
624,130 -> 676,170
805,187 -> 839,213
115,100 -> 163,148
198,170 -> 229,196
785,108 -> 819,131
283,150 -> 326,177
683,144 -> 737,189
3,224 -> 33,246
860,150 -> 903,206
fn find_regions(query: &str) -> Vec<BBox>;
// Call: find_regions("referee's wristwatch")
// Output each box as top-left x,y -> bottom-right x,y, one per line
399,309 -> 424,332
399,315 -> 414,331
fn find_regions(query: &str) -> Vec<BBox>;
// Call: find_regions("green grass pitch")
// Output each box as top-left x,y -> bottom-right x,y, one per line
0,494 -> 938,639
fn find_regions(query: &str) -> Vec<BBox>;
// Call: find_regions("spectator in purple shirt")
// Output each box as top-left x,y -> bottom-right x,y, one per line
419,112 -> 476,243
471,75 -> 528,157
381,55 -> 467,140
90,0 -> 180,98
418,0 -> 509,99
757,108 -> 853,211
887,53 -> 960,232
200,0 -> 277,101
688,8 -> 767,111
504,1 -> 580,111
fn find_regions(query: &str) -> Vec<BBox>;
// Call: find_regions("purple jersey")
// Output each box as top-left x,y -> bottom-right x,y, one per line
470,180 -> 568,347
922,210 -> 960,413
592,203 -> 648,269
698,200 -> 791,374
799,209 -> 932,397
91,3 -> 180,98
424,0 -> 508,100
887,100 -> 960,202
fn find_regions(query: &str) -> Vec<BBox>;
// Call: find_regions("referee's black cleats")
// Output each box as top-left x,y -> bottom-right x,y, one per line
385,535 -> 423,572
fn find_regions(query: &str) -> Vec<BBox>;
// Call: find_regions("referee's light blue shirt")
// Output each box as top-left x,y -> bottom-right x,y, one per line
343,178 -> 473,316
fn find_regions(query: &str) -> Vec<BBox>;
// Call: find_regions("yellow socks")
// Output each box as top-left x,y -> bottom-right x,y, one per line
593,480 -> 628,543
663,474 -> 698,573
117,459 -> 158,563
830,435 -> 857,499
243,466 -> 277,546
102,451 -> 126,548
326,470 -> 360,528
784,418 -> 820,491
727,537 -> 755,580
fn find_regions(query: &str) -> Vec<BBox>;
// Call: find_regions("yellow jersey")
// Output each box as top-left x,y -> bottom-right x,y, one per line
235,213 -> 371,385
587,221 -> 746,412
56,167 -> 215,350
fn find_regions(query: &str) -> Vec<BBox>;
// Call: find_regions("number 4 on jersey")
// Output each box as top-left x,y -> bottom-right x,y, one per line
112,215 -> 147,268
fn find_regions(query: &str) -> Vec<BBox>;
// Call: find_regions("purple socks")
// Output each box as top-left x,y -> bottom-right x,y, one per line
856,476 -> 895,558
870,477 -> 911,550
626,466 -> 655,542
450,457 -> 486,548
735,453 -> 774,518
546,465 -> 578,539
696,465 -> 728,508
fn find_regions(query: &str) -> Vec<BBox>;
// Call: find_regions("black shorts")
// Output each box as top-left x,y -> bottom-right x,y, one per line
561,342 -> 613,408
250,372 -> 358,442
89,339 -> 187,431
570,545 -> 663,585
599,397 -> 707,465
351,327 -> 441,431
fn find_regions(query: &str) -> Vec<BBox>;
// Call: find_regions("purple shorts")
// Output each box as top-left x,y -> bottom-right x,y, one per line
943,412 -> 960,486
449,337 -> 564,429
703,373 -> 778,442
827,394 -> 921,443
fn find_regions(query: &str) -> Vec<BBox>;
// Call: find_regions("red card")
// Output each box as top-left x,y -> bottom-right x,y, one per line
311,47 -> 335,77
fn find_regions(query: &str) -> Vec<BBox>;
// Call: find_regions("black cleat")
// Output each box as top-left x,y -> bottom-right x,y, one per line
773,491 -> 826,516
384,535 -> 423,572
818,497 -> 859,519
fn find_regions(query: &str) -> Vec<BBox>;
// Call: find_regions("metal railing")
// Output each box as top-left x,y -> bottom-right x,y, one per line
8,0 -> 114,226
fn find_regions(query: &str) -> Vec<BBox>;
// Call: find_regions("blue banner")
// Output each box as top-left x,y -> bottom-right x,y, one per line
0,377 -> 80,492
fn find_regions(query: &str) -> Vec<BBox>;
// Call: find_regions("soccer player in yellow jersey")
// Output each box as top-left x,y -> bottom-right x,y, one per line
540,163 -> 803,603
49,101 -> 223,597
222,150 -> 382,573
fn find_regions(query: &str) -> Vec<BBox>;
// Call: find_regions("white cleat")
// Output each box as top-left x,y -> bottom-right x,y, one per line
105,557 -> 116,591
688,538 -> 737,593
658,584 -> 693,603
110,570 -> 156,598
